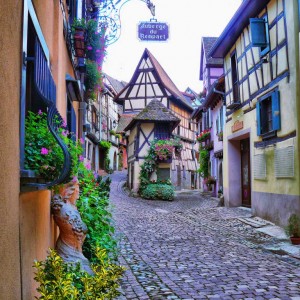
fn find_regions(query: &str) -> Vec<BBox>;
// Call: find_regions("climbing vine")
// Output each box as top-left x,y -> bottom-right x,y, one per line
198,147 -> 209,179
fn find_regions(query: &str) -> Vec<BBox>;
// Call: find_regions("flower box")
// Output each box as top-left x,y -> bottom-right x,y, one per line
196,130 -> 211,142
73,27 -> 86,58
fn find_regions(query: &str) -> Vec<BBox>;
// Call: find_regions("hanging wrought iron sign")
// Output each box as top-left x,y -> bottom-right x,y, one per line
138,20 -> 169,42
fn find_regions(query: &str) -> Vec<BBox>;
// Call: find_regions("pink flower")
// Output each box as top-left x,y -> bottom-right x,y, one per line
79,155 -> 84,162
85,162 -> 91,170
38,109 -> 43,115
80,138 -> 84,144
41,148 -> 49,155
62,130 -> 68,137
62,118 -> 67,128
72,176 -> 78,182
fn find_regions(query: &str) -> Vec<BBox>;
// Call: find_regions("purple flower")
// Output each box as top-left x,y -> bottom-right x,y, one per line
62,130 -> 68,137
87,45 -> 93,50
38,109 -> 43,115
41,148 -> 49,155
85,162 -> 91,170
93,171 -> 98,179
72,176 -> 78,183
62,118 -> 67,128
79,155 -> 84,162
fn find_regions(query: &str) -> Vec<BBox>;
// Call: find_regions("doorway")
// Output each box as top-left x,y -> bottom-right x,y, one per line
241,138 -> 251,207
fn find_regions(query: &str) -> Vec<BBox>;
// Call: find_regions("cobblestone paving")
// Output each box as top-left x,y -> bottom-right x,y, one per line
110,171 -> 300,300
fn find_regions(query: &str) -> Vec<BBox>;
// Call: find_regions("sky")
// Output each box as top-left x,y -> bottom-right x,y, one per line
102,0 -> 242,93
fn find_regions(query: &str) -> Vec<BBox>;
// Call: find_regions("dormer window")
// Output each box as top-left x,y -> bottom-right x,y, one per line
250,15 -> 270,57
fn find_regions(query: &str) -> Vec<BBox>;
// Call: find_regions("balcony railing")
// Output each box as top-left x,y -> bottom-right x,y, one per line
23,37 -> 72,188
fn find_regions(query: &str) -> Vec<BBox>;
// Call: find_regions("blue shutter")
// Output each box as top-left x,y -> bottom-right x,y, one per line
250,18 -> 268,48
71,105 -> 77,140
256,101 -> 261,136
272,90 -> 280,131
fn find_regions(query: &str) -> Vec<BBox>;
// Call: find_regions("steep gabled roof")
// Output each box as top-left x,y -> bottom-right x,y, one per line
104,73 -> 127,94
114,48 -> 193,111
200,37 -> 223,80
116,114 -> 134,133
124,98 -> 180,131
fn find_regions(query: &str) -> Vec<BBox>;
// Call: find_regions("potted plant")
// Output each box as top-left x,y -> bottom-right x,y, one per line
85,60 -> 103,101
285,214 -> 300,245
205,176 -> 216,191
71,19 -> 86,58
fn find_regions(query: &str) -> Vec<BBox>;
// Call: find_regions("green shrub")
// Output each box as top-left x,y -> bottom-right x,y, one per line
34,248 -> 125,300
77,167 -> 117,262
141,183 -> 174,201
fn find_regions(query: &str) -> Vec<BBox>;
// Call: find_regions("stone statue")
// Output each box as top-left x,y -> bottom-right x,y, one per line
51,179 -> 93,274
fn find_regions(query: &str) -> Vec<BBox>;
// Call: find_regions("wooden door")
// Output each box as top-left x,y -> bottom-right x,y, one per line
241,138 -> 251,207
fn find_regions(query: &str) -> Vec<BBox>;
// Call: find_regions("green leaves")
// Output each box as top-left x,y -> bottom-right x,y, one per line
24,111 -> 83,182
76,169 -> 117,262
33,248 -> 125,299
141,183 -> 175,201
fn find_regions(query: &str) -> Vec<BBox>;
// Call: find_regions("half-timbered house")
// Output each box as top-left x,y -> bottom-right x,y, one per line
114,48 -> 199,191
209,0 -> 300,226
124,99 -> 180,192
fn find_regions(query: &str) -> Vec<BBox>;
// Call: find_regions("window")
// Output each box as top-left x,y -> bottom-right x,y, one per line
230,52 -> 239,103
250,16 -> 270,57
256,89 -> 280,138
155,123 -> 170,140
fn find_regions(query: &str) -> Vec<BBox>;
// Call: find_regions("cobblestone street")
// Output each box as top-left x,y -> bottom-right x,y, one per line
110,171 -> 300,300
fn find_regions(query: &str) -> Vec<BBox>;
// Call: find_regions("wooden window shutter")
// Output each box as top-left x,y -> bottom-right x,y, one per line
272,90 -> 281,131
250,18 -> 268,48
256,101 -> 262,136
71,105 -> 77,138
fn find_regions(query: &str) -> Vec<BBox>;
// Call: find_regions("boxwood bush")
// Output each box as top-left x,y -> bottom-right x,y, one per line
141,183 -> 174,201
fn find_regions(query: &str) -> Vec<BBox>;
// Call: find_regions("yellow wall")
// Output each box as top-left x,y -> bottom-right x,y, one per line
0,0 -> 23,299
223,0 -> 300,225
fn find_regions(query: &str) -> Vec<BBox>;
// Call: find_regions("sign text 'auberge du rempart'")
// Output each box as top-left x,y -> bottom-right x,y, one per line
138,22 -> 169,42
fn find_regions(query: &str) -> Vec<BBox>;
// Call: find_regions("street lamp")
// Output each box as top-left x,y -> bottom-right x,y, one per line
90,0 -> 155,45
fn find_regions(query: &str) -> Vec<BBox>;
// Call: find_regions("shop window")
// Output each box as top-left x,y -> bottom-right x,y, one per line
256,89 -> 280,138
250,15 -> 270,57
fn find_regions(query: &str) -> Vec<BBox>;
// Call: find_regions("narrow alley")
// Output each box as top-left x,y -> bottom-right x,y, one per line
110,171 -> 300,300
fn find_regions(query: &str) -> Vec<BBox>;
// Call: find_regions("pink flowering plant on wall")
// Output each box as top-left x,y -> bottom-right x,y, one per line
24,111 -> 84,181
154,139 -> 174,161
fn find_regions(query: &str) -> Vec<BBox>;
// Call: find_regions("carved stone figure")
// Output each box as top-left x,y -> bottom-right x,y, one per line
51,180 -> 93,274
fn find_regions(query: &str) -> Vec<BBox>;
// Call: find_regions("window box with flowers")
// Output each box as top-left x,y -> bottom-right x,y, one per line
71,19 -> 86,58
196,129 -> 211,142
24,110 -> 84,184
154,139 -> 174,163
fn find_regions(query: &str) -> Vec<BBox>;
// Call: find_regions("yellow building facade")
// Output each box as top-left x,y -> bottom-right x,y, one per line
210,0 -> 300,226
